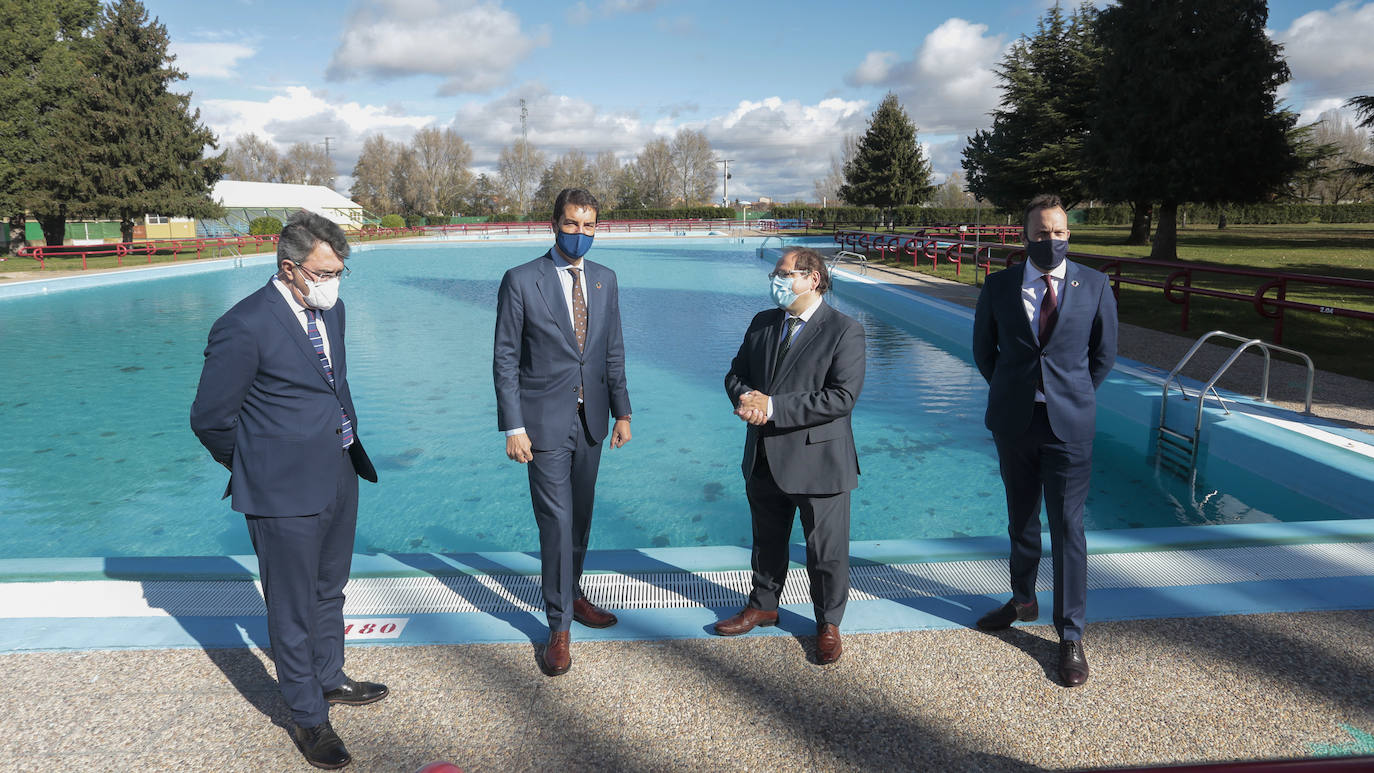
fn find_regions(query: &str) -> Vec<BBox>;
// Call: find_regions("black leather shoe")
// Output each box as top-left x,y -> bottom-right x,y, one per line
976,599 -> 1039,631
1058,639 -> 1089,687
324,677 -> 389,706
291,721 -> 351,770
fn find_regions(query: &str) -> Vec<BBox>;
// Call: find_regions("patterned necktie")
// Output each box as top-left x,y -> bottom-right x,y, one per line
1038,274 -> 1058,345
569,266 -> 588,352
774,316 -> 800,375
305,309 -> 354,448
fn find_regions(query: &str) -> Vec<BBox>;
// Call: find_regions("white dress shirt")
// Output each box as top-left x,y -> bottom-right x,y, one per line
1020,260 -> 1066,402
272,276 -> 332,363
766,294 -> 824,419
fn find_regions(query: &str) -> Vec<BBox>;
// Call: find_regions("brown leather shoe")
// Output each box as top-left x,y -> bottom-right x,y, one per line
542,630 -> 571,676
713,606 -> 779,636
573,597 -> 618,628
816,623 -> 842,665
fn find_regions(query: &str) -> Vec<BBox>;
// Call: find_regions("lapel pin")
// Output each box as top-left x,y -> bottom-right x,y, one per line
1070,280 -> 1080,287
595,282 -> 602,289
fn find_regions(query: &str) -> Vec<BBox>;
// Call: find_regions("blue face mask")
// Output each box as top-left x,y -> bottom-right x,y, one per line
555,230 -> 594,260
1026,238 -> 1069,272
770,273 -> 800,309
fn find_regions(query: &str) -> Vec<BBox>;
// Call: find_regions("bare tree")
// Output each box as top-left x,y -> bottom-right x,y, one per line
535,149 -> 594,208
350,133 -> 400,214
1314,109 -> 1374,204
497,138 -> 546,216
280,142 -> 335,187
813,134 -> 857,205
390,148 -> 426,214
931,171 -> 980,208
411,127 -> 474,215
590,150 -> 621,211
624,137 -> 675,208
223,133 -> 282,182
668,128 -> 716,205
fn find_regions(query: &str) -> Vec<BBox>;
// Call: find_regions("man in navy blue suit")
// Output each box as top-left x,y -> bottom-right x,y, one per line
191,210 -> 384,769
493,188 -> 632,676
972,194 -> 1117,687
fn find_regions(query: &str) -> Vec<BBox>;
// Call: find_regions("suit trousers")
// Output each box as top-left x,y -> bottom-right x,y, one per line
528,405 -> 603,631
992,403 -> 1092,641
245,447 -> 359,727
745,454 -> 851,627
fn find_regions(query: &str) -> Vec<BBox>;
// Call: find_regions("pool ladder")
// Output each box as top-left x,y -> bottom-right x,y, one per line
1156,330 -> 1314,476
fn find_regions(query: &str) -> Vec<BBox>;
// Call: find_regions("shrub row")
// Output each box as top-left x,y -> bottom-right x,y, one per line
602,207 -> 738,221
771,206 -> 1016,226
1078,203 -> 1374,225
247,216 -> 282,236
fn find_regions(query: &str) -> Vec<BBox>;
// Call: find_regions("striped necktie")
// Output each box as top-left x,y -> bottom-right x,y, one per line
305,309 -> 354,448
774,316 -> 800,375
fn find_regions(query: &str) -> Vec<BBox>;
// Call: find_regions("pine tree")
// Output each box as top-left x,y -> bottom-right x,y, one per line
39,0 -> 223,243
839,93 -> 932,211
962,3 -> 1100,214
0,0 -> 100,248
1088,0 -> 1298,260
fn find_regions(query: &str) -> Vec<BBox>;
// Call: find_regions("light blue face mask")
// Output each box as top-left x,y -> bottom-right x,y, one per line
770,273 -> 800,309
555,230 -> 594,259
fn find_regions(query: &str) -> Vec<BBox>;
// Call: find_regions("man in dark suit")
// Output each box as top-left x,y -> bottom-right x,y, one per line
191,210 -> 385,770
715,246 -> 866,665
972,194 -> 1118,687
493,188 -> 632,676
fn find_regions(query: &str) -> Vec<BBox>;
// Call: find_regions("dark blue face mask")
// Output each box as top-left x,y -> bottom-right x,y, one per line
1026,239 -> 1069,272
555,230 -> 594,259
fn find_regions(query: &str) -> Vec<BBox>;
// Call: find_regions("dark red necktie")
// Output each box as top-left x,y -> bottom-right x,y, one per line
1038,274 -> 1058,344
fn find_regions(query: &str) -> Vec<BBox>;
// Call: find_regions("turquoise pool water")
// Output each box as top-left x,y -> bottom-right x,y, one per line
0,238 -> 1362,559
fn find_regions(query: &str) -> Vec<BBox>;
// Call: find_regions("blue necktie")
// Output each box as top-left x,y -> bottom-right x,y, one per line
305,309 -> 353,448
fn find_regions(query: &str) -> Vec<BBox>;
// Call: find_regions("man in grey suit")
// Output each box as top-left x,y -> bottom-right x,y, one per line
715,246 -> 866,665
972,193 -> 1117,686
493,188 -> 632,676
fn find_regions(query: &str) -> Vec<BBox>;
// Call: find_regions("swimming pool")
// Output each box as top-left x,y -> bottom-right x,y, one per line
0,237 -> 1367,560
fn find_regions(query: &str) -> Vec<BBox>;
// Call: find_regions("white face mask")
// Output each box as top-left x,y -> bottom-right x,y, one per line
301,276 -> 340,310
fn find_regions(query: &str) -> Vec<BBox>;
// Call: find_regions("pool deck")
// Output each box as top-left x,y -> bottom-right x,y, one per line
4,245 -> 1374,771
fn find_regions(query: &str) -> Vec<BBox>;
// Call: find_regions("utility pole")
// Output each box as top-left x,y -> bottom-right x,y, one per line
322,137 -> 334,158
716,159 -> 733,208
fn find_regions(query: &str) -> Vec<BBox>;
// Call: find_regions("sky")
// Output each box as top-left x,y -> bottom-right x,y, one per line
149,0 -> 1374,205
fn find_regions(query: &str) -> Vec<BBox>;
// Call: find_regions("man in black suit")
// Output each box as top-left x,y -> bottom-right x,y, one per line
493,188 -> 632,676
191,211 -> 386,769
972,194 -> 1118,686
715,246 -> 866,665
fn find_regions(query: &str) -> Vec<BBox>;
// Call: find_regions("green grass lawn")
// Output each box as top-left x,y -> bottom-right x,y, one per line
839,223 -> 1374,382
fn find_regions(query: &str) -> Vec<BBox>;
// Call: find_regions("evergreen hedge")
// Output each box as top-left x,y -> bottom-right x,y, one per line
248,216 -> 283,235
602,206 -> 738,220
1079,203 -> 1374,225
771,205 -> 1016,226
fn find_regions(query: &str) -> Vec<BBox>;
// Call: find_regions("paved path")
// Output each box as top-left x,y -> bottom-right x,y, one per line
4,612 -> 1373,771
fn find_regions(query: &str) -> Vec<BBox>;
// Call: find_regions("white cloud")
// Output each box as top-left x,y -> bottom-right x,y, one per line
199,86 -> 436,187
171,42 -> 256,79
1273,2 -> 1374,104
700,97 -> 870,201
844,18 -> 1006,135
847,51 -> 899,86
450,85 -> 655,168
327,0 -> 547,95
567,0 -> 666,25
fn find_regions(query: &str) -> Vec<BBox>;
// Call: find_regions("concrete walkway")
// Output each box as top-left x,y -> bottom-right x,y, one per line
4,612 -> 1373,771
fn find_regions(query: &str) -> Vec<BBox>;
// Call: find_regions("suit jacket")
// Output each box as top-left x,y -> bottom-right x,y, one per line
972,260 -> 1118,443
725,300 -> 866,495
190,279 -> 377,516
493,250 -> 632,450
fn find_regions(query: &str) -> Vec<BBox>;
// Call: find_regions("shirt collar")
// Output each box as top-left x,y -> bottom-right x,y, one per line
551,249 -> 582,271
272,275 -> 310,317
789,294 -> 824,322
1022,258 -> 1068,288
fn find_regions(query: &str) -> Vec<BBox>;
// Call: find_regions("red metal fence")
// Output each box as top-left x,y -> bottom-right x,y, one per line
14,218 -> 772,270
833,229 -> 1374,345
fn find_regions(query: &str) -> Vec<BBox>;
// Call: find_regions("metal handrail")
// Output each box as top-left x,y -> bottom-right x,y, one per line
830,250 -> 869,275
1160,330 -> 1316,442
